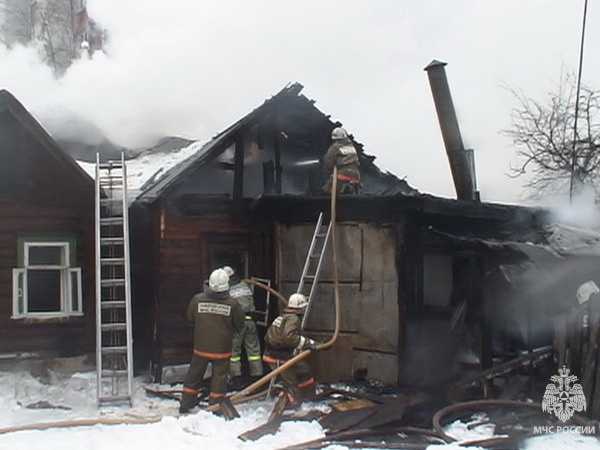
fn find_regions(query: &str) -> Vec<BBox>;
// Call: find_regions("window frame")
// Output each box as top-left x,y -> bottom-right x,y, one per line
12,237 -> 83,319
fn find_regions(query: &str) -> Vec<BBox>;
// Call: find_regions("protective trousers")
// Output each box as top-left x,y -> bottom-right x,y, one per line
266,358 -> 316,402
323,164 -> 361,195
230,319 -> 264,377
180,353 -> 230,411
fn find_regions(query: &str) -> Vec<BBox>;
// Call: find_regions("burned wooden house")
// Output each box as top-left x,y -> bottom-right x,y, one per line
0,90 -> 96,360
129,82 -> 576,389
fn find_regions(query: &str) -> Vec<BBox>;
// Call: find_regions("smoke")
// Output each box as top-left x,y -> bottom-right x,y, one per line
0,0 -> 598,204
542,185 -> 600,229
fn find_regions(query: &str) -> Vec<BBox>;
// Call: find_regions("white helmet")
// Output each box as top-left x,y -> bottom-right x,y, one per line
209,268 -> 230,293
331,127 -> 348,140
577,280 -> 599,304
288,293 -> 308,309
222,266 -> 235,277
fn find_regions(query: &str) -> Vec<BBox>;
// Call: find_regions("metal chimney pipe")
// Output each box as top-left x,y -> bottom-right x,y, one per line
424,60 -> 478,201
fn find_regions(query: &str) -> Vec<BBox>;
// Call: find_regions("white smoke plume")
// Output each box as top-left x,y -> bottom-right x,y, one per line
543,185 -> 600,230
1,0 -> 599,204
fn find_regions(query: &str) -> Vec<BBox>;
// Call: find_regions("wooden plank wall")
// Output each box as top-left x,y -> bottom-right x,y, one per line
277,222 -> 400,385
0,198 -> 95,355
148,204 -> 269,378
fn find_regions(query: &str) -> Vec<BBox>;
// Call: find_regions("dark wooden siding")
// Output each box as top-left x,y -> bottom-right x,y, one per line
0,101 -> 95,357
0,199 -> 95,355
137,200 -> 271,379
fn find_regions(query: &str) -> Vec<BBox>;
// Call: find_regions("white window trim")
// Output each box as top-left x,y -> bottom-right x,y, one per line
12,240 -> 83,319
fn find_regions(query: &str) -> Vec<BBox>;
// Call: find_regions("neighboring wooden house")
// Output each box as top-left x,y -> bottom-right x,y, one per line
0,90 -> 96,359
130,82 -> 564,387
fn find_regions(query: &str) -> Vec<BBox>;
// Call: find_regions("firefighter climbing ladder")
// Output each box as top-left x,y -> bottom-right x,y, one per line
95,152 -> 134,406
266,213 -> 331,397
298,212 -> 332,328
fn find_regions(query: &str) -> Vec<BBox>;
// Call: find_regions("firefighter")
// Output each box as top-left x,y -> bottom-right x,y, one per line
322,126 -> 362,195
222,266 -> 264,385
179,268 -> 245,414
263,293 -> 318,407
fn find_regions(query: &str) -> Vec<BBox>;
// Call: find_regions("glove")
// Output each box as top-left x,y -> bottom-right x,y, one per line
307,339 -> 319,352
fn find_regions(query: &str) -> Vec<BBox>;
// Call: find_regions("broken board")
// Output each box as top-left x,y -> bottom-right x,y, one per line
238,416 -> 285,441
238,410 -> 322,441
331,398 -> 377,412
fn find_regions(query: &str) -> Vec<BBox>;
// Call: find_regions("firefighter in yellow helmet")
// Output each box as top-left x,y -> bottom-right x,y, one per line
179,268 -> 245,414
263,293 -> 317,406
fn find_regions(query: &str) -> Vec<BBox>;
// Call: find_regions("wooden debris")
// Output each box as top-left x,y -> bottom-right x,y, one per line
319,404 -> 378,435
239,416 -> 285,441
23,400 -> 71,410
239,410 -> 320,441
451,346 -> 553,390
144,386 -> 216,404
217,397 -> 240,420
281,425 -> 441,450
331,398 -> 376,412
350,400 -> 406,430
143,387 -> 182,401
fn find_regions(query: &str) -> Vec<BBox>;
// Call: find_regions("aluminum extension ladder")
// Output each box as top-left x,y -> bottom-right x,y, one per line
298,212 -> 332,328
94,152 -> 134,406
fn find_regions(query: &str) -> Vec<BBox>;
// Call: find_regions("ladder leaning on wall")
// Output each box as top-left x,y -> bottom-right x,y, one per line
298,212 -> 332,329
94,152 -> 134,406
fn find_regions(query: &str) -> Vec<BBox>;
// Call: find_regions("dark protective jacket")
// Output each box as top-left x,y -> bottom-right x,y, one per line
229,280 -> 255,313
264,310 -> 313,360
186,289 -> 245,356
323,138 -> 360,179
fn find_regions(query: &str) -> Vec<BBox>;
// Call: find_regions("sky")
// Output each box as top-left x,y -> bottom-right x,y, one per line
1,369 -> 599,449
1,0 -> 599,206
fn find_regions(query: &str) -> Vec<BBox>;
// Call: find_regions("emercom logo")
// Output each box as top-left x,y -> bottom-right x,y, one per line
542,366 -> 586,422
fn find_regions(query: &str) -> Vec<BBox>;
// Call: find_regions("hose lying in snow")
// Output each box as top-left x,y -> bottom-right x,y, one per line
207,166 -> 343,413
431,398 -> 597,443
0,417 -> 163,435
0,390 -> 271,436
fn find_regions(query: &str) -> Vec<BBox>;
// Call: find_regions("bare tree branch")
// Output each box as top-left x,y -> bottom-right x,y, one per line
502,69 -> 600,198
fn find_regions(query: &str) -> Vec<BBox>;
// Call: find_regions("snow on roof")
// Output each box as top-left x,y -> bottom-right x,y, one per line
77,140 -> 207,202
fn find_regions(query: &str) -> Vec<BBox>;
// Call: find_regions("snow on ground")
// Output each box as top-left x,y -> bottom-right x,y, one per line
1,370 -> 599,450
0,369 -> 326,450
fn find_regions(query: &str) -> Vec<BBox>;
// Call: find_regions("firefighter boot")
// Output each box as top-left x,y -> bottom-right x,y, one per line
179,391 -> 198,414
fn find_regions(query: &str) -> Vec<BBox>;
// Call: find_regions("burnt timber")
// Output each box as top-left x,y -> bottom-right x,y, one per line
127,82 -> 584,392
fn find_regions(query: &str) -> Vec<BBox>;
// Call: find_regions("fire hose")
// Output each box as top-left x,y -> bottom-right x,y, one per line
0,417 -> 162,435
206,166 -> 342,413
431,398 -> 597,443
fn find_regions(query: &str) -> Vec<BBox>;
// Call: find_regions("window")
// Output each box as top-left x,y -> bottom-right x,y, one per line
12,239 -> 82,319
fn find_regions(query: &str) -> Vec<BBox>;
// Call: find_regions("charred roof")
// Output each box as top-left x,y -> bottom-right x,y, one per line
135,82 -> 418,203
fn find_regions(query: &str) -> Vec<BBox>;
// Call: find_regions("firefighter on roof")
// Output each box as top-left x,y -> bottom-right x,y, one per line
322,126 -> 362,195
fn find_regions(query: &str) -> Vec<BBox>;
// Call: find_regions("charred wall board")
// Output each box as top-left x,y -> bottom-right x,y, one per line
276,222 -> 399,384
143,202 -> 271,378
278,222 -> 363,283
